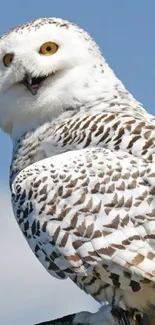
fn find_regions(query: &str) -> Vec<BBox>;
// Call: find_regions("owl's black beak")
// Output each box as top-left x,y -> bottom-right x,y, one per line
22,74 -> 46,95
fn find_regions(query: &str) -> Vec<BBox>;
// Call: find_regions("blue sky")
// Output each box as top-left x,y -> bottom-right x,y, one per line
0,2 -> 155,325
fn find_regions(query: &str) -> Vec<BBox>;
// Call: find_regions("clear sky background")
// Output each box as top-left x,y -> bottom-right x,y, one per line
0,2 -> 155,325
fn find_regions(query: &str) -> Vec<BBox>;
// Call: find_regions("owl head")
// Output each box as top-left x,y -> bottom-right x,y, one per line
0,18 -> 116,138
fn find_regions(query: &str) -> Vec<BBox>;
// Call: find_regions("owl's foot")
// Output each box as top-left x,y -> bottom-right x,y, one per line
111,306 -> 144,325
73,305 -> 144,325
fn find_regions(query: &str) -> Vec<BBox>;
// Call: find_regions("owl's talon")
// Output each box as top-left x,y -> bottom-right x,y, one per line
133,310 -> 144,325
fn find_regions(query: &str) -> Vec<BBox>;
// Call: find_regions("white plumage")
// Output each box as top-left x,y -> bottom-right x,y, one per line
1,17 -> 155,324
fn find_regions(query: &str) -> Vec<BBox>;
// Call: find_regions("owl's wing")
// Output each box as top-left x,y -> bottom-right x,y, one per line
12,147 -> 155,283
42,110 -> 155,164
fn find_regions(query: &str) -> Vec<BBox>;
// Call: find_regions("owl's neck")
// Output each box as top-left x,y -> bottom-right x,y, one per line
10,58 -> 152,183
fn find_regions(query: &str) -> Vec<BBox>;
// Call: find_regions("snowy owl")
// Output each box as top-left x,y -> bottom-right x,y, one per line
1,17 -> 155,325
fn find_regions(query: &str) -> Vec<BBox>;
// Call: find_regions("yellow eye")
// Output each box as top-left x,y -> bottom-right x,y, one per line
3,53 -> 14,67
40,42 -> 58,56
